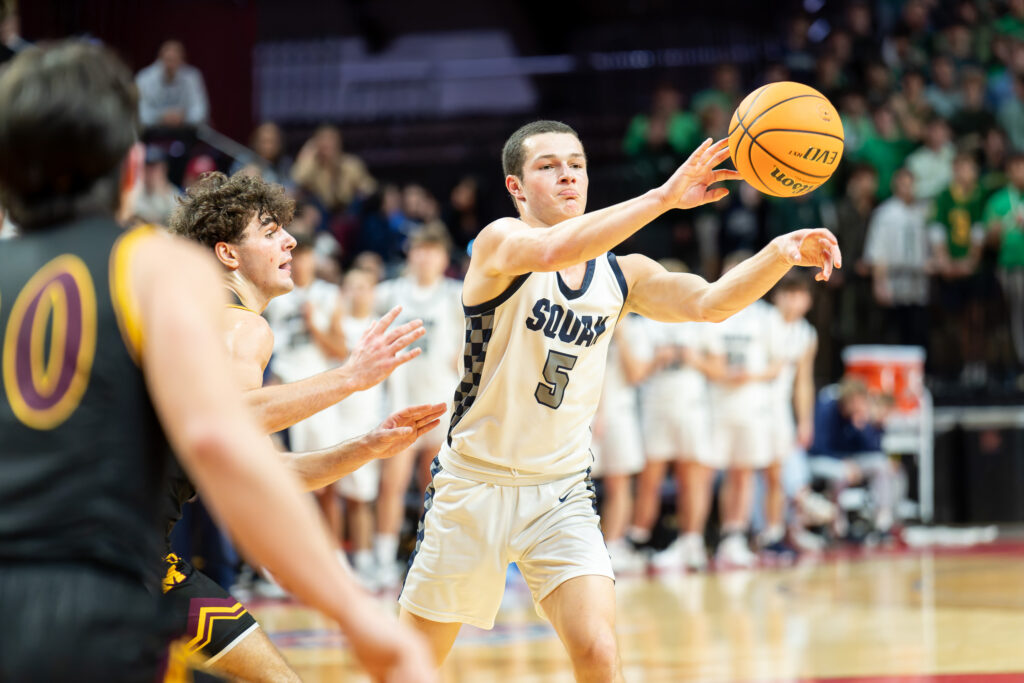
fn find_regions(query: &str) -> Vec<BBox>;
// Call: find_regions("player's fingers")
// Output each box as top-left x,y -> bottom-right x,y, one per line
389,326 -> 426,352
703,187 -> 730,204
830,243 -> 843,269
684,137 -> 713,165
384,319 -> 424,345
416,419 -> 442,436
416,407 -> 448,426
821,254 -> 833,280
390,348 -> 423,368
711,169 -> 743,184
371,306 -> 402,336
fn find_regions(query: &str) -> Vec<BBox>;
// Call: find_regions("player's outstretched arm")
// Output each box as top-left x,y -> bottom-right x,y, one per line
134,235 -> 436,683
475,138 -> 740,277
619,228 -> 842,323
283,402 -> 447,491
246,306 -> 425,434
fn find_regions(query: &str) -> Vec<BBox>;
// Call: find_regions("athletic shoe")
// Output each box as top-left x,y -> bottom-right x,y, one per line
790,527 -> 827,553
798,491 -> 837,526
715,534 -> 757,569
607,539 -> 647,574
650,537 -> 687,571
683,533 -> 708,571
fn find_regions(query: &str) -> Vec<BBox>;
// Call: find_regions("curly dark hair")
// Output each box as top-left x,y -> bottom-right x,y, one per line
169,171 -> 295,248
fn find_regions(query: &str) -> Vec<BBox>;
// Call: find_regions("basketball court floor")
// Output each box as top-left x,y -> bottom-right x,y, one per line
253,538 -> 1024,682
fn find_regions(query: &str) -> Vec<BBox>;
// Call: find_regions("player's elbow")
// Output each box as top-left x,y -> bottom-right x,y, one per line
176,420 -> 245,476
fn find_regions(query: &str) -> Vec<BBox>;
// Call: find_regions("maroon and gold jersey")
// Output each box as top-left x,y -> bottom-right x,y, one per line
0,218 -> 171,587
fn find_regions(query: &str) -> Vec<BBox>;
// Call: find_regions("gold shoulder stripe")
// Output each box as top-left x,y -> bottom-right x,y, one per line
226,304 -> 256,313
109,224 -> 160,364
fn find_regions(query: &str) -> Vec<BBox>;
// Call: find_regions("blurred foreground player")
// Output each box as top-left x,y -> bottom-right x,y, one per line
398,120 -> 841,680
169,172 -> 445,681
0,41 -> 435,682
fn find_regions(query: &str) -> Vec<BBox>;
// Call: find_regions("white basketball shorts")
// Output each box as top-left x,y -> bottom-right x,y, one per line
399,459 -> 614,629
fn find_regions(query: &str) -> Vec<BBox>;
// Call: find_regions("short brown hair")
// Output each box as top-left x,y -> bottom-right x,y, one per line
0,40 -> 138,230
407,220 -> 453,252
169,171 -> 294,248
501,120 -> 579,178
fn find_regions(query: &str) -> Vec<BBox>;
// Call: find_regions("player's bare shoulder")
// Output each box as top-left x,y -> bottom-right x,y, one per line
464,217 -> 530,306
223,307 -> 274,387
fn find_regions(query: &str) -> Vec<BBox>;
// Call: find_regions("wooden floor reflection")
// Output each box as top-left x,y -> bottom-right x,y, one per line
254,542 -> 1024,682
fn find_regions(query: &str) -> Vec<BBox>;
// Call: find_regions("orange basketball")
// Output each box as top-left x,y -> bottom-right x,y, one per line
728,81 -> 844,197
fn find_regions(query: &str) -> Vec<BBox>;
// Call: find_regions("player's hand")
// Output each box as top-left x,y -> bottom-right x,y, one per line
347,612 -> 439,683
339,306 -> 425,391
362,403 -> 447,460
661,138 -> 742,210
773,227 -> 842,282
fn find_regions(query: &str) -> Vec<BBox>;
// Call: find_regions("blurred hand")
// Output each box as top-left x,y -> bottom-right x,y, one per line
773,228 -> 842,282
361,403 -> 447,461
660,138 -> 742,210
338,306 -> 424,391
347,611 -> 439,683
797,420 -> 814,449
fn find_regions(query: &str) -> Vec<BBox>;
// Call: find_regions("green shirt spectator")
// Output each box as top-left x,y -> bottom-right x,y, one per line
984,155 -> 1024,268
933,184 -> 985,261
622,110 -> 700,158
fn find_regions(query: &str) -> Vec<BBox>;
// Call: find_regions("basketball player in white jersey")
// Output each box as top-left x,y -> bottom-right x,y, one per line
703,251 -> 783,568
375,222 -> 464,587
760,272 -> 818,553
334,268 -> 389,584
635,316 -> 719,572
396,121 -> 841,678
591,314 -> 652,572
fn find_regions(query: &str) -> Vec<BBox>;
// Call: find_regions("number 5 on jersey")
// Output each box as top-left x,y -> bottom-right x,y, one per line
535,350 -> 577,409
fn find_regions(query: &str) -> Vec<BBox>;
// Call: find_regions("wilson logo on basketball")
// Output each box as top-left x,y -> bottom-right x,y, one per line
770,167 -> 813,194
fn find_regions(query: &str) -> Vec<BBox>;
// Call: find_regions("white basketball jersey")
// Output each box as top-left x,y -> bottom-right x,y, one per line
337,315 -> 384,430
265,279 -> 342,383
376,276 -> 463,406
440,253 -> 628,485
768,306 -> 817,417
643,319 -> 711,412
705,299 -> 778,420
599,313 -> 651,414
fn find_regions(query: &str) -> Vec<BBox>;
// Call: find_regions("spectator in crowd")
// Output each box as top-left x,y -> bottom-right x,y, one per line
624,84 -> 699,190
132,146 -> 181,225
906,116 -> 956,200
951,68 -> 998,147
892,70 -> 933,130
182,154 -> 216,190
823,165 -> 880,376
808,378 -> 903,536
984,152 -> 1024,374
135,40 -> 209,129
864,168 -> 933,348
840,91 -> 876,157
998,73 -> 1024,151
292,124 -> 377,213
981,127 -> 1011,196
931,153 -> 988,382
442,175 -> 484,252
926,54 -> 962,119
692,63 -> 742,117
231,122 -> 294,187
851,104 -> 916,199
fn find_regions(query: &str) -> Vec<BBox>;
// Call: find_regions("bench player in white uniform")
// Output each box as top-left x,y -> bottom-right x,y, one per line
703,252 -> 783,568
591,314 -> 652,572
398,121 -> 841,679
334,268 -> 388,582
761,272 -> 819,552
374,223 -> 464,586
635,317 -> 719,571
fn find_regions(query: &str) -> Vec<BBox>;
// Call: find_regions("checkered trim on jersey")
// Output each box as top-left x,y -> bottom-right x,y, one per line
406,456 -> 443,574
446,310 -> 495,443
